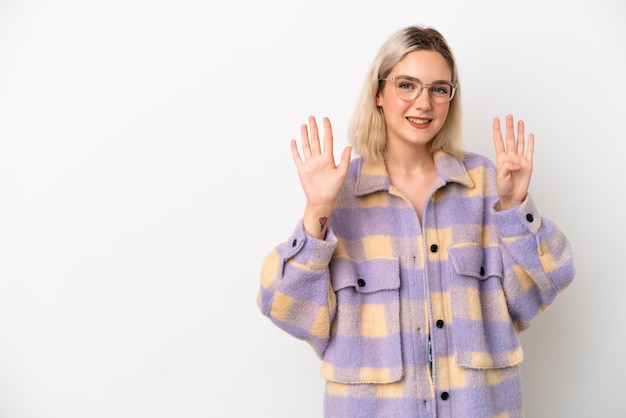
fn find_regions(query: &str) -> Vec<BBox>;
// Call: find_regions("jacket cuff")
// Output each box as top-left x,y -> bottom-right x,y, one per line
493,195 -> 542,237
283,221 -> 338,264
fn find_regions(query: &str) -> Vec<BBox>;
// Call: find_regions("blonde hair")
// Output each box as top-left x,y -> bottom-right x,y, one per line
348,26 -> 463,162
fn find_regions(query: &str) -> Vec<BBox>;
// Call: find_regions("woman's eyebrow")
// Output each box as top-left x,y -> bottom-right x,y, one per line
394,75 -> 421,82
395,75 -> 452,83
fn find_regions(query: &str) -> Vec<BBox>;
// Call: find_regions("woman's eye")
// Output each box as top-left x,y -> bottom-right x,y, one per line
431,85 -> 450,95
398,82 -> 417,90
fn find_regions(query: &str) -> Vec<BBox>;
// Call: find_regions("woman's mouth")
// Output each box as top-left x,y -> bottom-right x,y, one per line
407,117 -> 432,129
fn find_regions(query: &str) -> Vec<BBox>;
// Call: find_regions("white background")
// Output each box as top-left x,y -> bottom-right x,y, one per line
0,0 -> 624,417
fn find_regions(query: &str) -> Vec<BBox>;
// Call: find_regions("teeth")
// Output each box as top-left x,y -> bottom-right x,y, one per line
408,118 -> 430,124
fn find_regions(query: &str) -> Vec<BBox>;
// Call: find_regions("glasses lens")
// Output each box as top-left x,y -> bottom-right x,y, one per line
429,82 -> 454,103
394,79 -> 420,101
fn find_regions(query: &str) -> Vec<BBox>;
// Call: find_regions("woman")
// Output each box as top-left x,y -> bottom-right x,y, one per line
257,25 -> 574,418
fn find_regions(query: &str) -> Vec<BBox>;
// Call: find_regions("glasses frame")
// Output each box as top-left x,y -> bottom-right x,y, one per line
381,76 -> 457,103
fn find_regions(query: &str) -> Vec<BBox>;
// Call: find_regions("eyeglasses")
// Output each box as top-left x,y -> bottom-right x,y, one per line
381,76 -> 457,103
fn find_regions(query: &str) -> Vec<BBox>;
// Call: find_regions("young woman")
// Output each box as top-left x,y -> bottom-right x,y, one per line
257,25 -> 574,418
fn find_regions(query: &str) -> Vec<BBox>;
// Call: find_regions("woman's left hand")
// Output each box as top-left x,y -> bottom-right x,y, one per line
492,114 -> 534,211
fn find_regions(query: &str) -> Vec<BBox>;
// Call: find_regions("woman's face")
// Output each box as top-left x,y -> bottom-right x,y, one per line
376,50 -> 452,150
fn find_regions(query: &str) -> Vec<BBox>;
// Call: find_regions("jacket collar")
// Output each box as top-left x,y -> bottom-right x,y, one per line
354,151 -> 474,197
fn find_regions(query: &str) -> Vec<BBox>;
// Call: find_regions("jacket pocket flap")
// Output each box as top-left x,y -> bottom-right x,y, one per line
449,244 -> 503,279
330,257 -> 400,293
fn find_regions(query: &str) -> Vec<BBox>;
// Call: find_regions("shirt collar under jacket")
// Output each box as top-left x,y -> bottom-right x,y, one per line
353,150 -> 475,197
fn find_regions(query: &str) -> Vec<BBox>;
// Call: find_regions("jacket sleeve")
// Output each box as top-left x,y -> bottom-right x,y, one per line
493,195 -> 575,331
257,222 -> 338,358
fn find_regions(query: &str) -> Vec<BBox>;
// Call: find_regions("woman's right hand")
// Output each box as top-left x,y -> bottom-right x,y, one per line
291,116 -> 352,237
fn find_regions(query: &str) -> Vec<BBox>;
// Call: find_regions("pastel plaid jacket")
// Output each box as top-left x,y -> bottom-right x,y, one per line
258,151 -> 574,418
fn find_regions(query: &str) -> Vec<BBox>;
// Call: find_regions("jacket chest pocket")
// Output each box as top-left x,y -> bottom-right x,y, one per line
321,257 -> 403,384
448,244 -> 524,369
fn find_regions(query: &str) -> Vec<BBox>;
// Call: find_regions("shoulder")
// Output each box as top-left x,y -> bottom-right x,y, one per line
347,157 -> 364,174
345,156 -> 367,181
457,152 -> 498,193
462,152 -> 496,172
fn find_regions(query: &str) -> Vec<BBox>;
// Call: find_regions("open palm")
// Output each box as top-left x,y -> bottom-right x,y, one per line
492,114 -> 534,210
291,116 -> 352,208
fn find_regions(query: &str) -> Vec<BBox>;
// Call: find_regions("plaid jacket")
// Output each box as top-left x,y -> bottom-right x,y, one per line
258,151 -> 574,418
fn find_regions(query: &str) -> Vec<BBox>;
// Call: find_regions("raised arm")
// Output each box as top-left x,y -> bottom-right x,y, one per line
291,115 -> 352,238
492,114 -> 534,211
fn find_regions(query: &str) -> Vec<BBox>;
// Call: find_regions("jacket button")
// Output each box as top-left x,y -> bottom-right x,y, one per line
480,266 -> 485,276
430,244 -> 438,253
441,391 -> 449,401
526,213 -> 534,222
436,319 -> 444,328
357,278 -> 366,287
292,239 -> 297,247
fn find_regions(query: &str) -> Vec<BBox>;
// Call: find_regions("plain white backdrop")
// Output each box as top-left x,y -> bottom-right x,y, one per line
0,0 -> 624,417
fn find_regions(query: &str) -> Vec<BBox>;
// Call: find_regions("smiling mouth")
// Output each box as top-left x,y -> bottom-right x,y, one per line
407,117 -> 432,124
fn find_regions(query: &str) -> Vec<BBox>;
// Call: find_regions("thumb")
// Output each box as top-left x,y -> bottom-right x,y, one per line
498,162 -> 520,179
337,146 -> 352,172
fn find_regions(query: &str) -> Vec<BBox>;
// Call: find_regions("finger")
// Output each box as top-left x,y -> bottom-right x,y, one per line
308,115 -> 322,155
337,146 -> 352,174
291,139 -> 303,167
505,114 -> 515,154
498,161 -> 520,180
525,132 -> 535,161
516,119 -> 525,156
300,122 -> 311,158
493,117 -> 505,155
497,160 -> 510,180
322,117 -> 334,158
